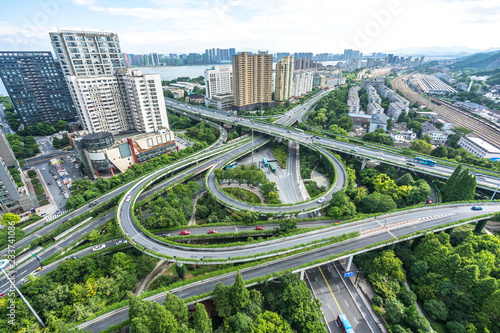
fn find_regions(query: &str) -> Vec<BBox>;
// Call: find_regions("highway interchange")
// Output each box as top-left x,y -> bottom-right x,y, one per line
3,90 -> 500,331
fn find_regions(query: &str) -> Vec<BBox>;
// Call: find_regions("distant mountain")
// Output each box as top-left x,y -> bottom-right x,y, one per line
382,46 -> 500,58
450,52 -> 500,71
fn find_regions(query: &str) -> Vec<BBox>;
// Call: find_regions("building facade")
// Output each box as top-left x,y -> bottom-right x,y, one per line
292,71 -> 314,97
274,56 -> 294,101
0,51 -> 77,126
69,130 -> 176,178
204,65 -> 233,99
49,30 -> 124,77
458,136 -> 500,160
421,122 -> 448,142
232,52 -> 274,111
67,69 -> 168,134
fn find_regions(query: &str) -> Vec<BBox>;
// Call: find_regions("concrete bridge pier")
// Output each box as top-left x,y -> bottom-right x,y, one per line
475,219 -> 488,233
346,255 -> 353,271
300,270 -> 305,280
360,158 -> 367,171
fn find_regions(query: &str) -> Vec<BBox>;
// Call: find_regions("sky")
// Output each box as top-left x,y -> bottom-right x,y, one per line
0,0 -> 499,55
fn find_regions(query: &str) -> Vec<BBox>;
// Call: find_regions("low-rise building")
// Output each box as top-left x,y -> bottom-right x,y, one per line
388,102 -> 409,121
390,129 -> 417,141
185,94 -> 205,104
348,86 -> 360,113
367,102 -> 384,114
369,113 -> 388,132
421,122 -> 448,142
458,136 -> 500,160
205,93 -> 234,110
69,130 -> 176,178
348,113 -> 371,127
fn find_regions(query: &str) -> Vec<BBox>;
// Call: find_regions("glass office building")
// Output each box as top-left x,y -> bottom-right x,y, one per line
0,51 -> 77,126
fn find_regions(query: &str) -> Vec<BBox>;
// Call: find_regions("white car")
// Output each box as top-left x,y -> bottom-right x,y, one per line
116,240 -> 128,245
125,195 -> 132,202
92,244 -> 106,252
41,168 -> 46,171
317,197 -> 326,204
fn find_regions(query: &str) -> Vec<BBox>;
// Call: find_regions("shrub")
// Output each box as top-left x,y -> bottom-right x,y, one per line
372,295 -> 383,306
27,169 -> 36,177
31,178 -> 40,184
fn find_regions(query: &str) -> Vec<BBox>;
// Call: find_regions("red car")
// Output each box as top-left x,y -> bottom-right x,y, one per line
256,226 -> 265,230
180,230 -> 191,235
208,230 -> 218,234
426,199 -> 433,204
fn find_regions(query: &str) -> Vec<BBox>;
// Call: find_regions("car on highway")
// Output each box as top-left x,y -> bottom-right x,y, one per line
161,233 -> 170,237
116,240 -> 128,245
70,256 -> 79,259
471,206 -> 483,211
426,199 -> 434,204
317,197 -> 326,204
350,148 -> 358,152
208,230 -> 218,234
180,230 -> 191,235
89,201 -> 98,207
125,195 -> 132,202
255,226 -> 265,230
47,181 -> 52,185
406,162 -> 415,166
92,244 -> 106,252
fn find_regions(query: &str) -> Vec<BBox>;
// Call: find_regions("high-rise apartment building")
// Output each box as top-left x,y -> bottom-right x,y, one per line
0,51 -> 77,126
204,65 -> 233,99
275,56 -> 294,101
66,69 -> 168,134
292,72 -> 314,97
49,30 -> 124,77
232,52 -> 274,111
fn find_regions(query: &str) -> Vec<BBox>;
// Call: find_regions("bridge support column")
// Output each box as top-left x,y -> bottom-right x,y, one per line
300,270 -> 305,280
475,219 -> 488,233
346,255 -> 353,271
360,158 -> 367,171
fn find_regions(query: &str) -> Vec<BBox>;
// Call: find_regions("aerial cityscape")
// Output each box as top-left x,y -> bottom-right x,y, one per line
0,1 -> 500,332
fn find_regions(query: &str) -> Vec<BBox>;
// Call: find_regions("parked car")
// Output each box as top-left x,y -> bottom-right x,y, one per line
180,230 -> 191,235
208,230 -> 218,234
471,206 -> 483,211
92,244 -> 106,252
256,226 -> 265,230
47,181 -> 52,185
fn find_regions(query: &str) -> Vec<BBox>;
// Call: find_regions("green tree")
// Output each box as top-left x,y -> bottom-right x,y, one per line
175,264 -> 186,280
231,272 -> 251,313
250,311 -> 293,332
164,293 -> 188,324
408,121 -> 423,133
446,321 -> 467,333
1,213 -> 21,226
398,289 -> 417,307
441,165 -> 476,202
213,282 -> 232,319
421,134 -> 432,143
424,299 -> 448,321
358,193 -> 397,214
431,145 -> 449,158
192,303 -> 212,333
384,298 -> 405,324
327,191 -> 357,218
278,219 -> 297,234
410,139 -> 433,154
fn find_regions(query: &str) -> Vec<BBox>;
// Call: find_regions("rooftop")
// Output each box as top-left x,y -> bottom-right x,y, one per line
465,136 -> 500,153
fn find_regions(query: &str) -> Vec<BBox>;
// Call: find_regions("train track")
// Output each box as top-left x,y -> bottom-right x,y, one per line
393,75 -> 500,146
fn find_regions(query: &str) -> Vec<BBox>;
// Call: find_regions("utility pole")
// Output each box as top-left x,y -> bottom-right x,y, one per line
0,260 -> 46,328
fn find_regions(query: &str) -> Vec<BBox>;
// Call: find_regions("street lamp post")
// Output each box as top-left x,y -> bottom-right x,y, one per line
0,260 -> 46,328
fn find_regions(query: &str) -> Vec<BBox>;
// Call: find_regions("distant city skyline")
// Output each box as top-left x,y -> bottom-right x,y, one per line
0,0 -> 498,56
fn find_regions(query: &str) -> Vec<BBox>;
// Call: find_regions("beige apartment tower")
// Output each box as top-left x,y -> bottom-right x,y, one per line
275,55 -> 294,101
232,52 -> 275,111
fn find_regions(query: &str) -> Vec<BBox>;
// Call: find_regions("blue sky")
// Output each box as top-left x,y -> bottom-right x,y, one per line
0,0 -> 499,55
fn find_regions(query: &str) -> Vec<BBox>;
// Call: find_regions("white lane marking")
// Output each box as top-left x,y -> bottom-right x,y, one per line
19,270 -> 26,276
344,299 -> 350,307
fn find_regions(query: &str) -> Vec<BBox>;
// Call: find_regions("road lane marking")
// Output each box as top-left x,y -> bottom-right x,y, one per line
318,266 -> 342,313
19,270 -> 26,276
344,299 -> 350,307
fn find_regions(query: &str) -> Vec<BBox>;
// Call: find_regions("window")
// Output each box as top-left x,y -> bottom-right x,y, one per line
147,138 -> 153,147
156,136 -> 162,144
